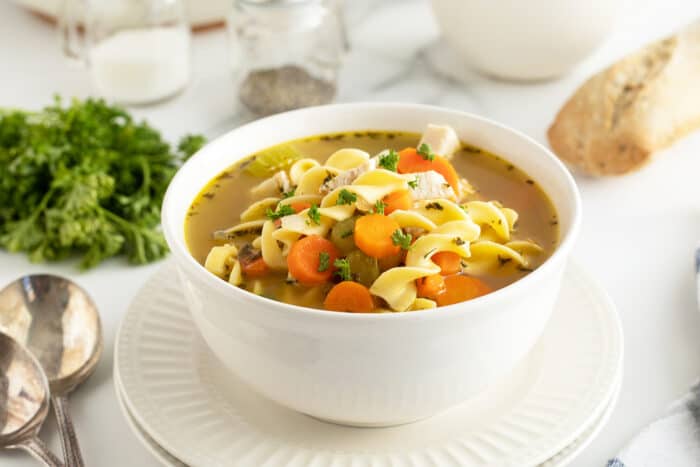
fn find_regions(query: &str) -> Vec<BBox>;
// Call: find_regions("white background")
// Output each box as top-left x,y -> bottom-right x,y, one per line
1,1 -> 700,465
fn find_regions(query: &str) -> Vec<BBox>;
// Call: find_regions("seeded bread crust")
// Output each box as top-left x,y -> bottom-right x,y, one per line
548,22 -> 700,175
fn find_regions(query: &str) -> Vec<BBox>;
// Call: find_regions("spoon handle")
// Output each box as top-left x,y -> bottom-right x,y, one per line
16,436 -> 65,467
52,395 -> 84,467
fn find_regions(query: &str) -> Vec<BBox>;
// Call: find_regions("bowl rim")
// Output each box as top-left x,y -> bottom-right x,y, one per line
162,102 -> 582,321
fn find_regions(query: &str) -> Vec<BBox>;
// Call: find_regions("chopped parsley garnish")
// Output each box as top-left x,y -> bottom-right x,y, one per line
266,204 -> 295,220
391,229 -> 412,250
336,189 -> 357,205
408,176 -> 419,189
453,237 -> 465,246
307,204 -> 321,225
282,188 -> 296,198
424,202 -> 444,210
334,258 -> 352,281
340,229 -> 353,238
374,200 -> 386,215
318,251 -> 330,272
417,143 -> 435,161
378,149 -> 399,171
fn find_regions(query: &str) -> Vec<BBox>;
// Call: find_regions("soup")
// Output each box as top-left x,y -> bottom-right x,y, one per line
185,125 -> 558,312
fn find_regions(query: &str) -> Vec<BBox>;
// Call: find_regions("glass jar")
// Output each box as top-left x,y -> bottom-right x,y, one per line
227,0 -> 344,116
61,0 -> 192,105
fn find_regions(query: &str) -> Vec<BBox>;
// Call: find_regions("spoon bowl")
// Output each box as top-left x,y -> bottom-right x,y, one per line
0,275 -> 103,467
0,332 -> 63,466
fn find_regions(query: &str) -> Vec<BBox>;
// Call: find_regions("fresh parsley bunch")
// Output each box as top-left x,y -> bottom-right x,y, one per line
0,97 -> 205,269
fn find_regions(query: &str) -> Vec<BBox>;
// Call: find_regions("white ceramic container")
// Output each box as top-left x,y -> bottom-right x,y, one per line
161,103 -> 581,426
430,0 -> 622,80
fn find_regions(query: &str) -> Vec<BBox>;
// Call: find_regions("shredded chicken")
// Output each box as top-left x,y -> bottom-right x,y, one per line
409,170 -> 456,201
250,170 -> 291,197
419,124 -> 460,159
319,157 -> 378,194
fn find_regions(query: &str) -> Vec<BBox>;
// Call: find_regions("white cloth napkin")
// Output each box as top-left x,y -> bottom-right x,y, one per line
607,380 -> 700,466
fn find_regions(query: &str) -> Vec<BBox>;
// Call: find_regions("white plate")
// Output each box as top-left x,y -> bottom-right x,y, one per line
11,0 -> 229,28
115,363 -> 621,467
115,260 -> 623,467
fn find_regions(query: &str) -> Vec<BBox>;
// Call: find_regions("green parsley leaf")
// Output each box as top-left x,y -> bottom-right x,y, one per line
266,204 -> 295,220
417,143 -> 435,161
318,251 -> 330,272
378,149 -> 399,171
373,200 -> 386,215
0,96 -> 205,269
282,187 -> 296,199
340,229 -> 353,239
408,176 -> 419,189
391,229 -> 412,250
334,258 -> 352,281
336,189 -> 357,205
307,204 -> 321,225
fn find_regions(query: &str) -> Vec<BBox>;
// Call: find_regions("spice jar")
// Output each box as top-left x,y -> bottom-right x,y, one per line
227,0 -> 344,116
61,0 -> 192,105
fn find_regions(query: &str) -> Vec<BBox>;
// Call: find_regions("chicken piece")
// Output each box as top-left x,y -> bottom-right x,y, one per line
250,171 -> 291,198
320,157 -> 378,193
419,124 -> 460,159
409,170 -> 457,201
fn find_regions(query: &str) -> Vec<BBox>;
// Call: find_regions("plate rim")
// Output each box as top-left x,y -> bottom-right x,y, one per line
114,259 -> 624,467
114,357 -> 623,467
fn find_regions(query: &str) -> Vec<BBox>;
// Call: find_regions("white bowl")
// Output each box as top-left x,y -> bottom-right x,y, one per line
430,0 -> 622,81
162,103 -> 581,426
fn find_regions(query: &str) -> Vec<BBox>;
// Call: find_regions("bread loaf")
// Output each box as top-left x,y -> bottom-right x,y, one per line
547,21 -> 700,175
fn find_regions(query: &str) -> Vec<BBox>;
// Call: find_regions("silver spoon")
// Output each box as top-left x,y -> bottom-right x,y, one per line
0,332 -> 64,466
0,275 -> 103,467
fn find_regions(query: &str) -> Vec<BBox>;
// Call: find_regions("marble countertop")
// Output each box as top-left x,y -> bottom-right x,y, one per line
2,1 -> 700,465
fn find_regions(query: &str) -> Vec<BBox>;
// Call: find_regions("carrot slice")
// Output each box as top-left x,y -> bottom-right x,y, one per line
242,256 -> 269,278
290,201 -> 312,213
324,281 -> 375,313
353,214 -> 401,259
397,147 -> 460,195
435,275 -> 492,307
431,251 -> 462,275
382,189 -> 412,215
415,274 -> 446,300
287,235 -> 340,285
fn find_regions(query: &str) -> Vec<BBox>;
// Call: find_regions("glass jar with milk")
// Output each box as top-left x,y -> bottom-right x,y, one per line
61,0 -> 191,104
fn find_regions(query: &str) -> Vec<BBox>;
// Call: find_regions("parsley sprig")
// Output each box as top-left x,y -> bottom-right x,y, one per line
334,258 -> 352,281
391,229 -> 412,250
266,204 -> 295,220
378,149 -> 399,171
317,251 -> 330,272
373,200 -> 386,215
417,143 -> 435,161
0,97 -> 205,269
307,204 -> 321,225
336,189 -> 357,205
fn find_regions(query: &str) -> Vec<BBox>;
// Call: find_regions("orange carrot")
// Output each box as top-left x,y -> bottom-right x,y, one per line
353,214 -> 401,259
287,235 -> 340,286
436,275 -> 492,307
241,256 -> 270,278
431,251 -> 462,275
396,147 -> 460,195
324,281 -> 375,312
290,201 -> 312,213
382,189 -> 412,215
415,274 -> 446,300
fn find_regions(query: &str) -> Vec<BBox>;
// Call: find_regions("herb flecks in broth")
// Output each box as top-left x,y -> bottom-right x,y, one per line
185,127 -> 558,312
